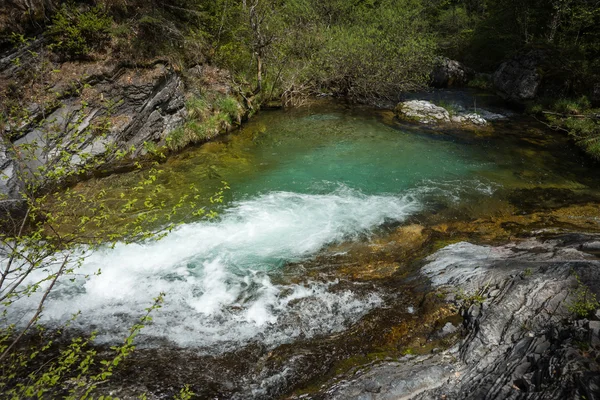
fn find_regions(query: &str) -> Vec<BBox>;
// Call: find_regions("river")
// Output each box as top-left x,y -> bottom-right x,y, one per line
8,96 -> 600,398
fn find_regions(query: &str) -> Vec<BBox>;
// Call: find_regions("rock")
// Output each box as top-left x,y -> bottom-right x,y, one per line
450,113 -> 487,126
395,100 -> 505,128
493,50 -> 546,102
395,100 -> 450,124
318,234 -> 600,399
476,109 -> 508,121
1,61 -> 192,198
431,58 -> 474,88
435,322 -> 459,339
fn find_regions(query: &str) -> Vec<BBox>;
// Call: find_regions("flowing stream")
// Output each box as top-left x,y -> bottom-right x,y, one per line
6,95 -> 600,396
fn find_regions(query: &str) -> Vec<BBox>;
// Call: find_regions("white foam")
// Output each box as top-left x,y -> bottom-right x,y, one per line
6,188 -> 417,353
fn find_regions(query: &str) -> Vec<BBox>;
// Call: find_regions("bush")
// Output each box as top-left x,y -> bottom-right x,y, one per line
309,0 -> 436,100
48,4 -> 113,58
568,272 -> 600,318
166,95 -> 241,151
552,96 -> 591,115
214,95 -> 242,123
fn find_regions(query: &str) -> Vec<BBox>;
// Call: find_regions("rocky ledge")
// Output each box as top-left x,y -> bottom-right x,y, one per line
395,100 -> 507,127
1,38 -> 241,206
315,234 -> 600,399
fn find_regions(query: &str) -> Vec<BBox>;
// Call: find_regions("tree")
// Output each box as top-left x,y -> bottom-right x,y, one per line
0,63 -> 217,397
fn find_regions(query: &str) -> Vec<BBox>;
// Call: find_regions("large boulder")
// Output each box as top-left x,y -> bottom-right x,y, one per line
492,50 -> 546,102
4,62 -> 187,182
431,57 -> 474,88
395,100 -> 496,127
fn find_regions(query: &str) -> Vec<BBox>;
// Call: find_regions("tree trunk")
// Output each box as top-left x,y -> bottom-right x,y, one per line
254,53 -> 263,95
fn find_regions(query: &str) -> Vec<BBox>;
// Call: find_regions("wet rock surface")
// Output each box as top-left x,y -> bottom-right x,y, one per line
316,235 -> 600,399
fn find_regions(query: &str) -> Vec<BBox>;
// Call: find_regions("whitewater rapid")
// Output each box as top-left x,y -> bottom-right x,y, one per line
7,188 -> 420,353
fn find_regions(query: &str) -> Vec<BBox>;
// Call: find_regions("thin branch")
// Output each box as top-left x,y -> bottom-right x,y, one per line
0,207 -> 31,292
0,254 -> 70,362
542,111 -> 598,119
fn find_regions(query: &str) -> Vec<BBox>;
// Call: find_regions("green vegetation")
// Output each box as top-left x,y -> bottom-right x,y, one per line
0,100 -> 222,397
47,4 -> 113,58
568,272 -> 600,318
456,287 -> 487,306
167,94 -> 243,151
527,96 -> 600,159
438,100 -> 461,116
467,75 -> 492,90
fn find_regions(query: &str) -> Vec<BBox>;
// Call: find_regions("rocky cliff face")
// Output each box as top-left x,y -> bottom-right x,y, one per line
0,39 -> 235,205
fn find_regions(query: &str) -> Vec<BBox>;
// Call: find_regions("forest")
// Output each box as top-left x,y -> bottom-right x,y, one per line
1,1 -> 600,399
2,0 -> 599,153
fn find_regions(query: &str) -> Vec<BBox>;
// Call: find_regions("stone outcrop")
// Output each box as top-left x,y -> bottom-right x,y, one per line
431,58 -> 474,88
1,61 -> 187,201
0,141 -> 22,210
395,100 -> 505,127
395,100 -> 450,124
0,36 -> 239,203
318,235 -> 600,399
493,50 -> 546,102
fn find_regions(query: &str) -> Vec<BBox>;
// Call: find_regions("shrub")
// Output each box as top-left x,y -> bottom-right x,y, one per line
467,75 -> 492,90
215,95 -> 242,122
552,96 -> 591,115
48,4 -> 113,58
568,272 -> 600,318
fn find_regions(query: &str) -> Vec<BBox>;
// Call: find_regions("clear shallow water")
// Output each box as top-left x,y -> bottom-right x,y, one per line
7,101 -> 599,353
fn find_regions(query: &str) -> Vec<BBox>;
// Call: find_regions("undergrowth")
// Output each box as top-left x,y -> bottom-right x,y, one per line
166,94 -> 243,151
568,272 -> 599,319
527,96 -> 600,160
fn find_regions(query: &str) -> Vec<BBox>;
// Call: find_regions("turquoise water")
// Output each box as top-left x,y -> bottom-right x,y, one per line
161,105 -> 490,202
